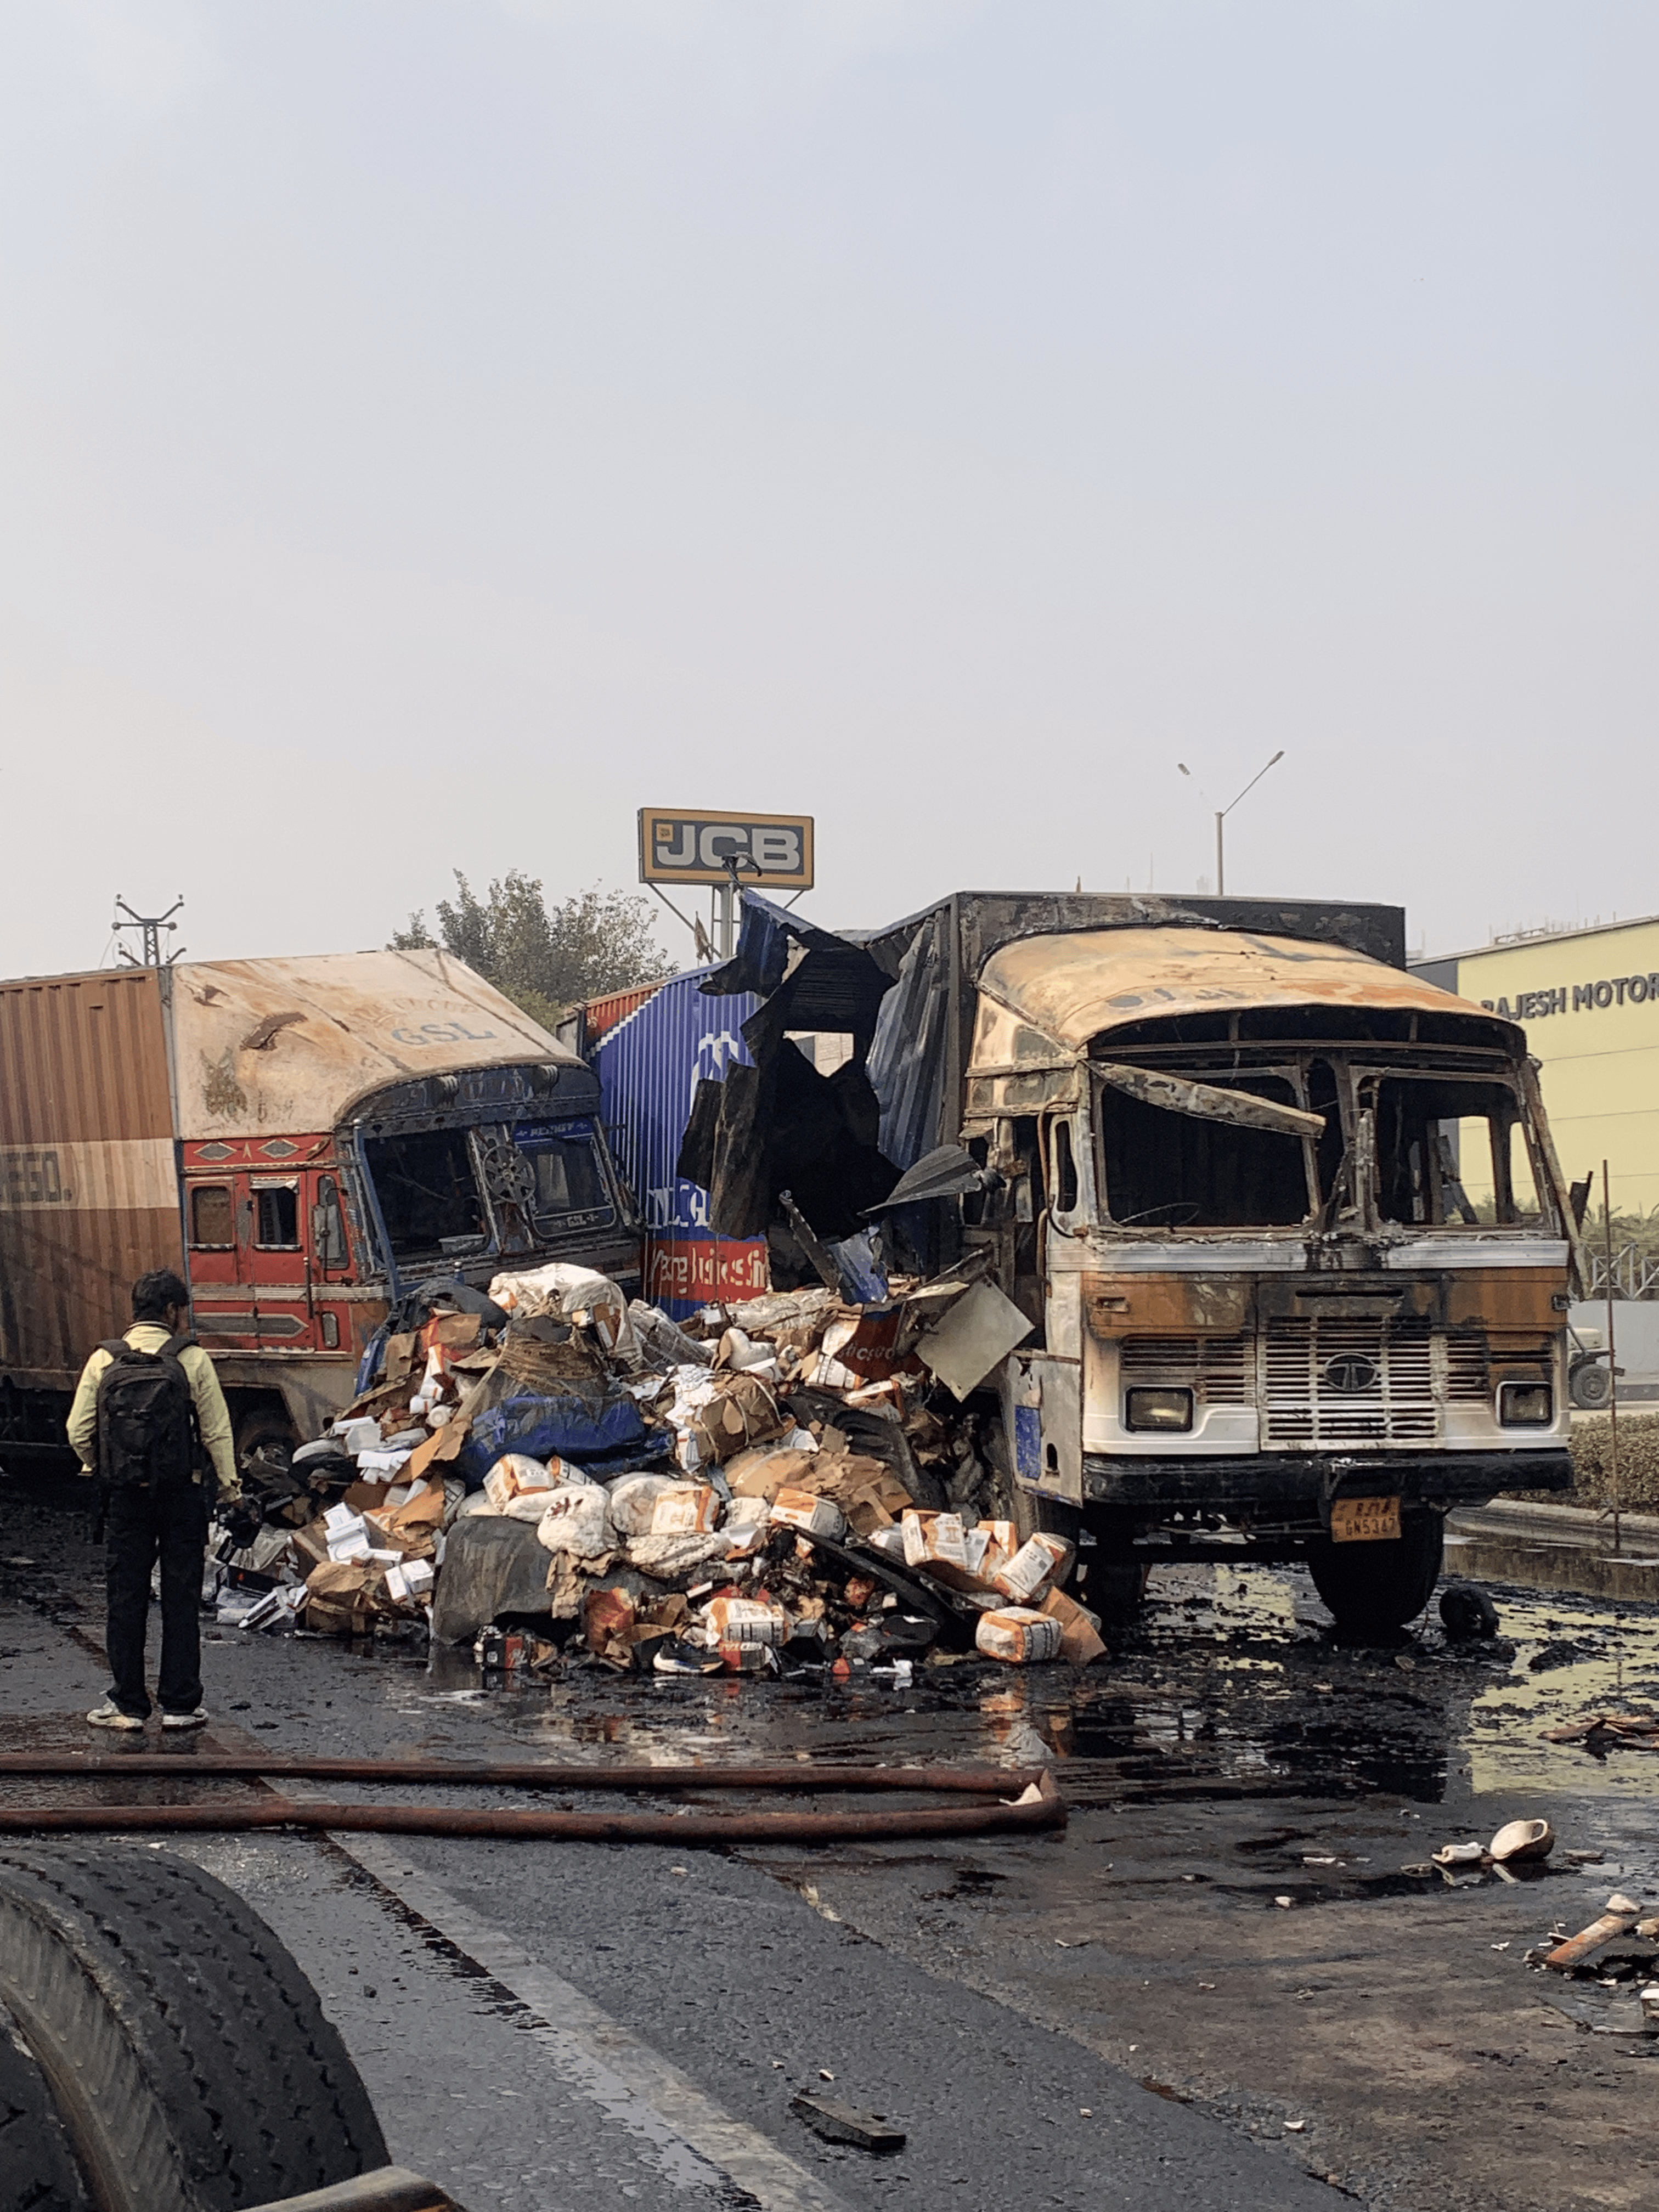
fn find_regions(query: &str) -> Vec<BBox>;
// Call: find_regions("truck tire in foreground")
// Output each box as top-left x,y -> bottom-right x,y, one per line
1304,1509 -> 1445,1634
0,1844 -> 388,2212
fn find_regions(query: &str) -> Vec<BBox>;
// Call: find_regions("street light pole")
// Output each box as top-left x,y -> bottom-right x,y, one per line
1178,751 -> 1284,896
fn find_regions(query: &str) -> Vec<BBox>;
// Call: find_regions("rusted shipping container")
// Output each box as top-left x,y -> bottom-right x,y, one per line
0,952 -> 640,1460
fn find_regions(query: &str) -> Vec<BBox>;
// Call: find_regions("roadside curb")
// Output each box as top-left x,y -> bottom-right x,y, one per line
1447,1498 -> 1659,1602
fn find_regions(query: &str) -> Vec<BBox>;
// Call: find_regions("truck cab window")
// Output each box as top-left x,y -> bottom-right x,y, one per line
313,1175 -> 348,1271
512,1121 -> 615,1227
1100,1073 -> 1310,1227
253,1183 -> 300,1248
364,1130 -> 487,1261
1368,1076 -> 1545,1228
190,1185 -> 233,1248
1052,1115 -> 1079,1214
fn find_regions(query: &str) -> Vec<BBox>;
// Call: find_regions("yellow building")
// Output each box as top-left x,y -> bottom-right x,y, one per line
1413,917 -> 1659,1218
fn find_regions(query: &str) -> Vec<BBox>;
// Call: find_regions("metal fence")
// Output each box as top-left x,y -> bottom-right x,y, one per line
1583,1242 -> 1659,1300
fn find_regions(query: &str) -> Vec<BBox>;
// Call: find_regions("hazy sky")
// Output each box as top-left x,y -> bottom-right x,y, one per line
3,0 -> 1655,978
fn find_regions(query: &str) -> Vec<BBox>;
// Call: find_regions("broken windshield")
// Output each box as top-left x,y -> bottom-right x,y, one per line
511,1119 -> 616,1232
364,1128 -> 488,1262
1098,1068 -> 1313,1227
363,1118 -> 619,1268
1094,1051 -> 1553,1234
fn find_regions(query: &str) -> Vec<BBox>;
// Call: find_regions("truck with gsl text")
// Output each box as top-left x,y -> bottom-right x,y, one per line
0,950 -> 640,1464
693,889 -> 1581,1633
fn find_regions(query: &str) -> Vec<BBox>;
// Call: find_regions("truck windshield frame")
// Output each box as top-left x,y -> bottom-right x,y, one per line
510,1118 -> 618,1236
1091,1043 -> 1556,1236
360,1115 -> 620,1273
362,1128 -> 489,1266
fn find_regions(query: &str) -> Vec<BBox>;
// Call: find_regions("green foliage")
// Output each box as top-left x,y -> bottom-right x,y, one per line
391,871 -> 670,1030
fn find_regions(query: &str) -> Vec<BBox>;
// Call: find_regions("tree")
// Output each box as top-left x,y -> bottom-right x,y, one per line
391,872 -> 670,1031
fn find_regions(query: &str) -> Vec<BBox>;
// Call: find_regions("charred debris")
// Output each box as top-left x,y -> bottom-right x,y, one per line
216,1262 -> 1102,1676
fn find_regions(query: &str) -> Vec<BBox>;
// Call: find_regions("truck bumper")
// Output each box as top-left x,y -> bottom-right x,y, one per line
1081,1448 -> 1573,1513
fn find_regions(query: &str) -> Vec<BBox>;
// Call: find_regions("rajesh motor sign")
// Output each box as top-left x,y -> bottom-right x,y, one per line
638,809 -> 814,890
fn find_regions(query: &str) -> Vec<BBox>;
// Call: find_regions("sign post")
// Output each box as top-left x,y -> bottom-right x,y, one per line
637,810 -> 815,960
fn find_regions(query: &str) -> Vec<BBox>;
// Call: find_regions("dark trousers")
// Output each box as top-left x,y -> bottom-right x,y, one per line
104,1480 -> 208,1717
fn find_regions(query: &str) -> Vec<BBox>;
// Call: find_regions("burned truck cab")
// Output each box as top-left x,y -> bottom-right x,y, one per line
349,1063 -> 636,1297
966,927 -> 1577,1628
170,951 -> 639,1454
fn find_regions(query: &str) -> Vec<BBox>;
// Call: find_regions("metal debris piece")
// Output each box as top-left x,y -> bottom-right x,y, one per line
789,2095 -> 906,2152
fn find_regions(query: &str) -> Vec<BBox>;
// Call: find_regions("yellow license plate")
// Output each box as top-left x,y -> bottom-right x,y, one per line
1330,1496 -> 1402,1544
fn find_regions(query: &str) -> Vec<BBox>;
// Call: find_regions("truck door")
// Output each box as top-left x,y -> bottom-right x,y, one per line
185,1180 -> 238,1288
1005,1104 -> 1087,1507
245,1176 -> 303,1290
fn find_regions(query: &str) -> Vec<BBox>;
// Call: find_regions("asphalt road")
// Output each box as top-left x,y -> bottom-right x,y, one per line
5,1473 -> 1659,2212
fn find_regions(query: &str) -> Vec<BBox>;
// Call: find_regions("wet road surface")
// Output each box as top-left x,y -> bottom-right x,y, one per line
4,1476 -> 1659,2212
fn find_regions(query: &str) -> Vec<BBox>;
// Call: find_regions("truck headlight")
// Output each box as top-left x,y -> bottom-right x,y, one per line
1125,1387 -> 1194,1433
1498,1382 -> 1553,1427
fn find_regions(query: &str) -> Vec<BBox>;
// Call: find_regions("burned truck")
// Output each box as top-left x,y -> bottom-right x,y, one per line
0,950 -> 639,1460
684,890 -> 1578,1630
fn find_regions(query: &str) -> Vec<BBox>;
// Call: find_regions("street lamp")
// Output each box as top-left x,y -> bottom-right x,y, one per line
1177,751 -> 1284,896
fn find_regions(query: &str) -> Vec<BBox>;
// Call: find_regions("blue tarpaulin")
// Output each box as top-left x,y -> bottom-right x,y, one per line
458,1389 -> 657,1485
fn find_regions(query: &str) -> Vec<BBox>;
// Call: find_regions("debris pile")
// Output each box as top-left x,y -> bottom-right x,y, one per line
1403,1810 -> 1659,2039
215,1262 -> 1105,1675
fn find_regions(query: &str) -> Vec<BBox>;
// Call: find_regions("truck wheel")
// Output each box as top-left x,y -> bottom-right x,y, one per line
0,1844 -> 388,2212
1305,1510 -> 1445,1634
1570,1362 -> 1612,1410
1013,1487 -> 1081,1549
1079,1507 -> 1146,1623
234,1409 -> 297,1475
0,1990 -> 92,2212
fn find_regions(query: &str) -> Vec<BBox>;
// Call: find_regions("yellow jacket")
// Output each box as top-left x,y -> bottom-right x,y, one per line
67,1325 -> 240,1497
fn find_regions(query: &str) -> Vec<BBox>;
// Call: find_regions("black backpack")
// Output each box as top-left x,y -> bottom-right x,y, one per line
94,1334 -> 199,1491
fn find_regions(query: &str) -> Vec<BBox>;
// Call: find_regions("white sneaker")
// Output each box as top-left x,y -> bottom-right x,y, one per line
87,1701 -> 145,1730
160,1708 -> 209,1730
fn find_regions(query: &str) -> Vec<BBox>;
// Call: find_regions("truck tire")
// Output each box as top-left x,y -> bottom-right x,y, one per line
1305,1510 -> 1444,1634
234,1408 -> 297,1473
1079,1507 -> 1146,1623
0,1844 -> 387,2212
0,1991 -> 93,2212
1570,1361 -> 1612,1410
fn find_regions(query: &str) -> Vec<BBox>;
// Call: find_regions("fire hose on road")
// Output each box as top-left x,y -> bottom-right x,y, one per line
0,1754 -> 1065,1844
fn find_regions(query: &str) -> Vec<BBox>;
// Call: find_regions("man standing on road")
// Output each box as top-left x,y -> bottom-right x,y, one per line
66,1268 -> 253,1731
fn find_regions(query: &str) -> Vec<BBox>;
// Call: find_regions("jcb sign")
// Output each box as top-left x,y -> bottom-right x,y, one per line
638,809 -> 814,890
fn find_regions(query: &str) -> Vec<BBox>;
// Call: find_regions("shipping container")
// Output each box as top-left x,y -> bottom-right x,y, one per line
590,966 -> 766,1317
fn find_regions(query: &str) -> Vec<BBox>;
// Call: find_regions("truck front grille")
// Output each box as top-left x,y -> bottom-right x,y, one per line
1120,1335 -> 1253,1407
1119,1322 -> 1510,1446
1263,1317 -> 1442,1446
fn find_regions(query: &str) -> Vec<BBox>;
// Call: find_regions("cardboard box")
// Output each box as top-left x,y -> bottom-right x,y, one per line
769,1489 -> 847,1541
1040,1587 -> 1107,1666
991,1532 -> 1075,1605
648,1482 -> 722,1534
901,1510 -> 969,1572
975,1606 -> 1064,1664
